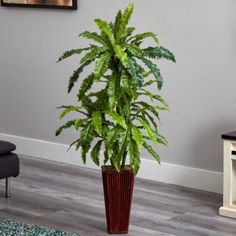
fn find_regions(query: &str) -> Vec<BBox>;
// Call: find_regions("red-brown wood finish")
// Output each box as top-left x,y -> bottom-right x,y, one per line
102,166 -> 135,234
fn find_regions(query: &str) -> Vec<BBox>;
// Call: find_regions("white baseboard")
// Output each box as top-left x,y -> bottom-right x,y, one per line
0,132 -> 223,194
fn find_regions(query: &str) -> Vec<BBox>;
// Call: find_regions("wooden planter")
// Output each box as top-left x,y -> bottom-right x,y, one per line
102,166 -> 134,234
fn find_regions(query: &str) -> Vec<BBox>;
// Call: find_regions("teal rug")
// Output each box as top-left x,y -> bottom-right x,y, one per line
0,218 -> 81,236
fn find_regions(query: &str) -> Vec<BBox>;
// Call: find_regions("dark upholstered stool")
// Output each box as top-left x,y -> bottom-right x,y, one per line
0,141 -> 20,198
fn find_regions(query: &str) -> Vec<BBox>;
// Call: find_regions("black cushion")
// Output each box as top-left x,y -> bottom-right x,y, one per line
0,153 -> 19,179
0,141 -> 16,156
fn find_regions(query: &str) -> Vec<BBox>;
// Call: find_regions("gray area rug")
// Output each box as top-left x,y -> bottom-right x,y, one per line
0,218 -> 81,236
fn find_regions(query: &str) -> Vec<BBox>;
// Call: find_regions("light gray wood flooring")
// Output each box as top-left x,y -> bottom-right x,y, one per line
0,156 -> 235,236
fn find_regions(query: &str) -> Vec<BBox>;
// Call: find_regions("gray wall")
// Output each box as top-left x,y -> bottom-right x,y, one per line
0,0 -> 236,172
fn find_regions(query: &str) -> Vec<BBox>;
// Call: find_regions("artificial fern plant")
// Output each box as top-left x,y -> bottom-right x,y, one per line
56,3 -> 175,174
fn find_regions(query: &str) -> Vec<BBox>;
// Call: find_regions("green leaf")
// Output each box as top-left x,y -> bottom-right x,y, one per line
91,140 -> 102,166
134,101 -> 161,120
57,47 -> 91,62
92,111 -> 103,136
129,139 -> 140,175
80,31 -> 110,47
81,96 -> 96,111
107,75 -> 116,110
80,123 -> 94,164
94,52 -> 111,81
143,46 -> 176,62
124,44 -> 144,57
68,138 -> 80,151
122,27 -> 136,42
113,130 -> 128,171
143,80 -> 155,87
139,57 -> 163,90
139,90 -> 169,107
80,46 -> 107,64
58,105 -> 82,120
55,120 -> 76,136
68,60 -> 92,93
104,150 -> 110,164
77,74 -> 94,100
156,132 -> 168,145
127,57 -> 144,87
143,141 -> 160,164
114,10 -> 122,39
110,143 -> 120,171
138,115 -> 167,145
75,140 -> 82,150
130,32 -> 159,45
131,125 -> 143,150
106,111 -> 127,129
119,129 -> 129,157
94,89 -> 109,111
116,3 -> 134,41
141,110 -> 158,131
104,127 -> 123,160
138,118 -> 157,144
75,119 -> 86,130
114,45 -> 128,68
95,19 -> 115,45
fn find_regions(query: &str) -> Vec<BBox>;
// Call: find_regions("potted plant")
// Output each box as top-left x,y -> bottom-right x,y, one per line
56,3 -> 175,234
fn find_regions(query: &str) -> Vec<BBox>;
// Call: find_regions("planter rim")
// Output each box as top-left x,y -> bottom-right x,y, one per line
102,165 -> 134,174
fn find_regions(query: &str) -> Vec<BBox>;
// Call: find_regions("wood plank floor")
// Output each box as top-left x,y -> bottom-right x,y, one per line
0,156 -> 235,236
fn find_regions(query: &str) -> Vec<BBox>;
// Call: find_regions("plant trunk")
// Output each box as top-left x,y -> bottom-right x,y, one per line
102,166 -> 134,234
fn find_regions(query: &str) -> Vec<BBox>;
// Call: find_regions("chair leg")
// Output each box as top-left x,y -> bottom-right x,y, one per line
5,178 -> 10,198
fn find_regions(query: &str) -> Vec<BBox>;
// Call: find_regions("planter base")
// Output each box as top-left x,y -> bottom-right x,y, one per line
102,166 -> 134,234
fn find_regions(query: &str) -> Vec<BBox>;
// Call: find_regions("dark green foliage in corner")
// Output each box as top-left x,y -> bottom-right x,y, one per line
56,3 -> 176,175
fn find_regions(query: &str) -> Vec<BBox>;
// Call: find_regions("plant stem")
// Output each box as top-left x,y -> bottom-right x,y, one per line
121,149 -> 128,168
110,159 -> 114,167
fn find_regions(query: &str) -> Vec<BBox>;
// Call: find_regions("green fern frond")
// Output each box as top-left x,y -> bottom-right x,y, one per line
58,105 -> 83,119
81,96 -> 96,111
114,45 -> 128,68
77,74 -> 94,100
142,110 -> 158,131
114,10 -> 122,39
139,57 -> 163,89
94,52 -> 111,81
127,57 -> 144,86
129,32 -> 159,45
57,47 -> 91,62
138,118 -> 158,144
131,125 -> 143,150
106,111 -> 127,129
122,27 -> 136,42
124,44 -> 144,57
107,75 -> 116,110
143,80 -> 155,87
116,3 -> 134,41
129,139 -> 140,174
80,46 -> 107,64
92,111 -> 103,136
55,120 -> 76,136
80,123 -> 94,164
134,101 -> 161,120
139,90 -> 169,107
143,46 -> 176,62
80,31 -> 110,47
95,19 -> 115,45
143,141 -> 160,164
68,60 -> 92,93
91,140 -> 102,166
